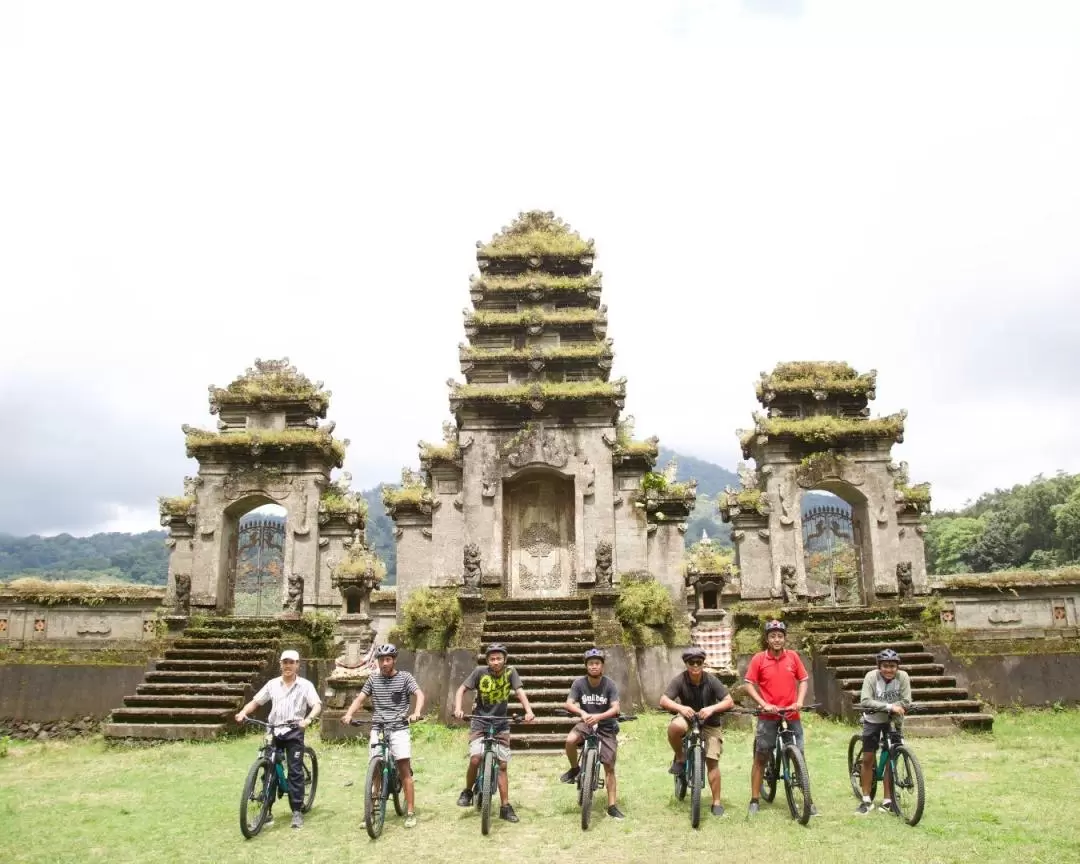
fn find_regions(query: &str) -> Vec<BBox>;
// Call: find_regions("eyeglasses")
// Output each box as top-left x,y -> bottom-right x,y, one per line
686,659 -> 704,667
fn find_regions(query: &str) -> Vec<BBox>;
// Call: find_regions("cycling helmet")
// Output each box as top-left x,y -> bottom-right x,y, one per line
681,646 -> 707,662
485,643 -> 508,658
374,643 -> 398,658
764,619 -> 787,634
584,647 -> 606,662
876,648 -> 901,664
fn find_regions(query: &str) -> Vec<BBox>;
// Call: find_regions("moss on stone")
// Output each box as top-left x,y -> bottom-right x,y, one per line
451,379 -> 626,404
461,343 -> 611,362
756,362 -> 875,399
209,358 -> 330,411
467,308 -> 600,328
469,273 -> 601,293
381,484 -> 432,511
158,495 -> 195,516
184,428 -> 346,466
477,211 -> 594,258
0,579 -> 165,606
744,413 -> 906,448
934,566 -> 1080,590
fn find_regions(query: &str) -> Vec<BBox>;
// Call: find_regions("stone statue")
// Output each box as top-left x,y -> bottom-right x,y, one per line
594,541 -> 613,589
174,574 -> 191,614
284,573 -> 304,613
463,543 -> 482,593
897,561 -> 914,599
780,565 -> 798,604
737,461 -> 758,491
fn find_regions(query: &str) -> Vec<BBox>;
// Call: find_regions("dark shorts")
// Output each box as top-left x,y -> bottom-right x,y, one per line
754,718 -> 805,755
570,721 -> 618,767
860,721 -> 890,752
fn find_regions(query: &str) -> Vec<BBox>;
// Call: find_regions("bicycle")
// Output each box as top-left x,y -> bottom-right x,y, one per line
847,710 -> 925,826
671,713 -> 709,829
742,705 -> 816,826
558,709 -> 637,830
239,719 -> 318,839
460,713 -> 522,836
349,718 -> 412,839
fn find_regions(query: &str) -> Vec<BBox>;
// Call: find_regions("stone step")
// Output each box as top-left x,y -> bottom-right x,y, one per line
486,598 -> 590,612
891,699 -> 985,714
480,630 -> 596,643
164,648 -> 275,661
145,670 -> 257,684
103,722 -> 228,741
831,663 -> 944,678
517,674 -> 580,688
199,618 -> 285,630
510,733 -> 573,751
183,627 -> 282,640
480,655 -> 583,667
804,618 -> 905,631
903,713 -> 994,734
814,629 -> 914,644
172,638 -> 280,650
799,607 -> 915,622
155,659 -> 266,672
846,687 -> 972,701
839,675 -> 957,690
137,682 -> 251,696
123,694 -> 243,709
522,688 -> 575,700
485,610 -> 593,623
824,652 -> 935,668
818,640 -> 925,655
109,707 -> 235,724
485,641 -> 594,654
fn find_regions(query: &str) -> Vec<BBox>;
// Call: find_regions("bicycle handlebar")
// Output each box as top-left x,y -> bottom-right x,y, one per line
347,718 -> 422,728
458,714 -> 524,723
555,708 -> 637,722
242,718 -> 301,729
733,703 -> 821,717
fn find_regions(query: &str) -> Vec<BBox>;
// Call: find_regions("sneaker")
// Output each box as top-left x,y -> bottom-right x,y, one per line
264,813 -> 274,828
810,803 -> 818,816
878,800 -> 894,814
711,804 -> 725,817
607,805 -> 625,820
290,812 -> 303,829
668,760 -> 684,776
560,767 -> 580,784
747,802 -> 759,817
456,789 -> 473,807
404,813 -> 417,828
854,801 -> 873,816
499,804 -> 519,823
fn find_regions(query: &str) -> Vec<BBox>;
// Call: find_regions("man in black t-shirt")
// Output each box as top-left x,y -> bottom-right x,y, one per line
560,647 -> 626,820
658,646 -> 734,817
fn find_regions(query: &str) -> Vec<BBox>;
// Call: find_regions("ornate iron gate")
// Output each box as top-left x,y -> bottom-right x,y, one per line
233,517 -> 286,617
802,504 -> 862,605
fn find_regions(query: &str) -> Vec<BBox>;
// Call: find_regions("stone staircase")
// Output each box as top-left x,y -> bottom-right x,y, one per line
476,598 -> 595,753
804,607 -> 993,734
103,618 -> 281,741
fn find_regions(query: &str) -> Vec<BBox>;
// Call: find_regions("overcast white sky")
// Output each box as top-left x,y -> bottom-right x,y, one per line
1,1 -> 1078,537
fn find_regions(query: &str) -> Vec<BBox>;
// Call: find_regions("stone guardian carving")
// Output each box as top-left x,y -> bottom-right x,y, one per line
594,541 -> 613,589
174,574 -> 191,614
463,543 -> 482,594
896,561 -> 914,599
284,574 -> 304,614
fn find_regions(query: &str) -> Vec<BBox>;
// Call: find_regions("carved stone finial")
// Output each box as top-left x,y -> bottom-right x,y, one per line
779,565 -> 798,603
463,543 -> 482,594
896,561 -> 914,599
594,540 -> 613,588
283,574 -> 304,614
173,574 -> 191,614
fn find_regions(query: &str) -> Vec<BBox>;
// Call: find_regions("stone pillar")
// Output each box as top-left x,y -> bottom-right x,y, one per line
647,521 -> 688,608
729,512 -> 772,599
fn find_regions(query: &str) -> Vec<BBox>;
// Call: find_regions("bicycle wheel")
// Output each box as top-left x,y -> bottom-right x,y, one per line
580,749 -> 597,831
673,745 -> 688,800
762,749 -> 779,803
889,745 -> 925,826
782,745 -> 812,825
363,756 -> 387,840
480,750 -> 495,836
300,747 -> 318,813
239,758 -> 274,839
689,746 -> 704,829
847,734 -> 877,801
391,765 -> 405,817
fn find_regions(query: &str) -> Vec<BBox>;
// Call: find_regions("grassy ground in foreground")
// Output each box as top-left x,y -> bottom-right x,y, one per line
2,710 -> 1079,864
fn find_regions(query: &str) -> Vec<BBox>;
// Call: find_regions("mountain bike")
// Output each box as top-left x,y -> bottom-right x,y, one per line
461,714 -> 522,836
671,713 -> 708,829
349,719 -> 412,839
239,719 -> 318,838
743,706 -> 816,826
559,709 -> 637,830
847,711 -> 925,826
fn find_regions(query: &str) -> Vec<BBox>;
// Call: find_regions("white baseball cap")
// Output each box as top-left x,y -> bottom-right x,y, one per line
280,649 -> 300,662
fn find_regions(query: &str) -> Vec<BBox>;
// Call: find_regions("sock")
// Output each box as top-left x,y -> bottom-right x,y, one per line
881,799 -> 892,806
862,796 -> 871,804
750,798 -> 759,805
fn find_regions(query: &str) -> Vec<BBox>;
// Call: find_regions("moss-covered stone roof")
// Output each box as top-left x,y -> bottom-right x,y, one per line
469,273 -> 601,294
684,541 -> 736,577
477,211 -> 594,259
460,342 -> 612,363
718,487 -> 768,517
331,547 -> 386,585
739,412 -> 906,452
0,578 -> 166,605
450,379 -> 626,405
318,484 -> 368,519
756,361 -> 876,401
209,358 -> 330,414
158,495 -> 195,517
895,482 -> 932,514
466,308 -> 602,329
184,427 -> 346,467
932,566 -> 1080,590
381,479 -> 434,516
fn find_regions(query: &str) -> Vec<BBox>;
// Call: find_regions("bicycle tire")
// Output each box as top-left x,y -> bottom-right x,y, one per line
890,745 -> 925,826
782,744 -> 812,825
762,749 -> 779,803
847,734 -> 877,802
674,744 -> 688,800
391,768 -> 405,817
239,757 -> 274,839
480,750 -> 495,836
300,746 -> 318,813
580,748 -> 597,831
363,756 -> 387,840
689,745 -> 704,829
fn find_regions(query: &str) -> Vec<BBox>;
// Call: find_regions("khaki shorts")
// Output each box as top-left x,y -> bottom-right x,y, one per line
469,729 -> 511,762
570,721 -> 618,767
670,715 -> 724,760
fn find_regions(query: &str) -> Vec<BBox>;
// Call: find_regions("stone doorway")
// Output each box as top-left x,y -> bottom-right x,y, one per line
800,484 -> 874,605
220,501 -> 287,617
505,472 -> 575,599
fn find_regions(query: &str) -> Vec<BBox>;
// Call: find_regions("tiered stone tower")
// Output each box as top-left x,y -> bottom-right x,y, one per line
719,362 -> 931,603
385,211 -> 695,608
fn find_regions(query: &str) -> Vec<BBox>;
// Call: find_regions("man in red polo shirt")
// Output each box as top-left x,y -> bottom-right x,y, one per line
743,619 -> 809,816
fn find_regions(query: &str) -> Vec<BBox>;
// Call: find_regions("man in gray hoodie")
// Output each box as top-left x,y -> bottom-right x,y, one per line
855,648 -> 913,815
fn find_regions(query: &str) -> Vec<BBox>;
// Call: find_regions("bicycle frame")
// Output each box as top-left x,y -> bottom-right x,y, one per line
246,719 -> 298,799
872,719 -> 906,781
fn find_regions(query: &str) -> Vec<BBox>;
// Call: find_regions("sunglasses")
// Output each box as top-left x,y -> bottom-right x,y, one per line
686,659 -> 704,667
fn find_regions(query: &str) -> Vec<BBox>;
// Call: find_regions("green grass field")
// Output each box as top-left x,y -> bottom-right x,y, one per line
3,710 -> 1078,864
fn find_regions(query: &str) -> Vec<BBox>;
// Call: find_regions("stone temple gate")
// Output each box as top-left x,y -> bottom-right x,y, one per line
158,359 -> 369,617
719,362 -> 931,603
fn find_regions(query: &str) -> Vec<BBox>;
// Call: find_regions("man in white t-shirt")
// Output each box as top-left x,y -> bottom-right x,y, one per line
236,649 -> 322,829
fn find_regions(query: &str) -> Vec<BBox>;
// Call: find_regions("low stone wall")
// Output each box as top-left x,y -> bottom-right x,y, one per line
0,587 -> 166,649
0,663 -> 149,728
929,640 -> 1080,707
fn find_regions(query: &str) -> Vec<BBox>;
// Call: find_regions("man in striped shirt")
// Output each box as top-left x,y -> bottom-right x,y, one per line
235,648 -> 322,829
343,643 -> 425,828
